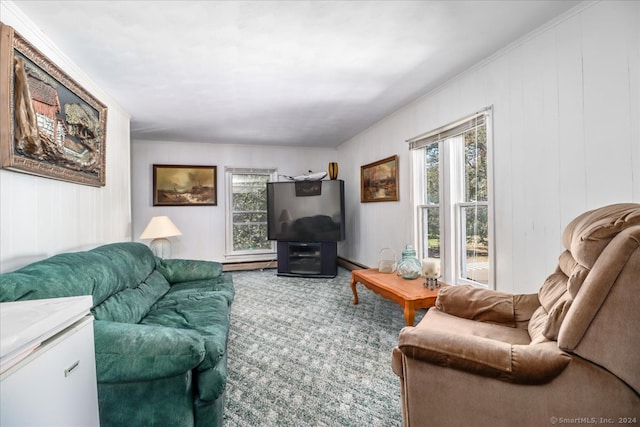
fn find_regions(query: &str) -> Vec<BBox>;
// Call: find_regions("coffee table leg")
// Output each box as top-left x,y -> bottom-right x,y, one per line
404,302 -> 416,326
350,277 -> 359,305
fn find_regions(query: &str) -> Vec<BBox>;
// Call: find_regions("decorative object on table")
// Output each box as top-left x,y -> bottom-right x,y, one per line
153,164 -> 217,206
0,24 -> 107,187
281,171 -> 327,181
378,247 -> 397,273
397,244 -> 421,279
422,258 -> 441,289
328,162 -> 339,180
140,215 -> 183,258
361,155 -> 399,202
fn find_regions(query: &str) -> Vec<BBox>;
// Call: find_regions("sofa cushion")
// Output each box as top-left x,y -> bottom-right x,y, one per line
155,258 -> 223,284
89,242 -> 158,291
537,268 -> 567,313
197,355 -> 228,403
399,310 -> 569,384
528,306 -> 550,344
542,294 -> 572,341
164,275 -> 234,306
141,293 -> 231,401
94,320 -> 206,383
143,293 -> 230,367
92,270 -> 171,323
0,250 -> 137,305
535,252 -> 581,342
418,309 -> 531,345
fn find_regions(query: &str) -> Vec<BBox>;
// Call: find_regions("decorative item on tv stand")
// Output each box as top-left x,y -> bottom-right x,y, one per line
378,247 -> 397,273
422,257 -> 441,290
397,244 -> 421,279
328,162 -> 339,180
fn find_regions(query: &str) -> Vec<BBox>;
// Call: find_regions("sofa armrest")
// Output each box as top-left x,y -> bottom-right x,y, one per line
435,285 -> 539,327
397,327 -> 570,384
93,320 -> 206,383
155,258 -> 223,284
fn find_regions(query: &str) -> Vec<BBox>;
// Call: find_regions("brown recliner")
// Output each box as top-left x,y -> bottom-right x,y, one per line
392,203 -> 640,427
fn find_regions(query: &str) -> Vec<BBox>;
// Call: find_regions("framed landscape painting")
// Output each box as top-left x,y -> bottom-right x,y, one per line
361,155 -> 399,203
153,165 -> 217,206
0,24 -> 107,187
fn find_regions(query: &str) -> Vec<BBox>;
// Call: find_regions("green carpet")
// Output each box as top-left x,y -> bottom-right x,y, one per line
223,267 -> 426,426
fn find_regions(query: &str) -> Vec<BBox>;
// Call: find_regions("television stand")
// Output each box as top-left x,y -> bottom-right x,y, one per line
277,241 -> 337,278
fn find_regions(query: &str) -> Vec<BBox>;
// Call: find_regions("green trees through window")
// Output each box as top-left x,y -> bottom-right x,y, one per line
413,109 -> 491,287
462,124 -> 488,284
228,171 -> 276,255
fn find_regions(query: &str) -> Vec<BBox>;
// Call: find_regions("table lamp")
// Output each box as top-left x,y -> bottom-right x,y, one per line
140,216 -> 182,258
279,209 -> 293,232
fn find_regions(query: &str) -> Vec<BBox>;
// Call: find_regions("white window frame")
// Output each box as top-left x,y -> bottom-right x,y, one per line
225,167 -> 278,260
409,107 -> 494,288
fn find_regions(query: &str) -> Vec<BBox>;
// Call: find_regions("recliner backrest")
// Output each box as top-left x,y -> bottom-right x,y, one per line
555,204 -> 640,394
528,250 -> 587,343
528,204 -> 640,347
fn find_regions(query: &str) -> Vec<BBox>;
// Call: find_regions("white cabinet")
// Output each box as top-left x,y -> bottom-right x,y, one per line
0,296 -> 100,427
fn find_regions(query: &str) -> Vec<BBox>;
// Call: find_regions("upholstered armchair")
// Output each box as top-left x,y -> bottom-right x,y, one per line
392,203 -> 640,427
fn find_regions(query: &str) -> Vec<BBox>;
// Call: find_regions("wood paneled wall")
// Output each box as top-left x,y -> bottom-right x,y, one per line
0,2 -> 132,272
337,1 -> 639,293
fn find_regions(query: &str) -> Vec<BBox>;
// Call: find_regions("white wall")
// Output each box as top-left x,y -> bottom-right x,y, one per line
337,0 -> 639,294
0,2 -> 132,272
131,140 -> 337,262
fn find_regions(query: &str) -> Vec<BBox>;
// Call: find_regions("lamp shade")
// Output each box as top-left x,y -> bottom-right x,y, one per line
278,209 -> 293,222
140,216 -> 182,240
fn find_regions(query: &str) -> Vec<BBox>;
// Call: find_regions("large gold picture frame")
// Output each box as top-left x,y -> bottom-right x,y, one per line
0,23 -> 107,187
153,164 -> 217,206
361,155 -> 399,202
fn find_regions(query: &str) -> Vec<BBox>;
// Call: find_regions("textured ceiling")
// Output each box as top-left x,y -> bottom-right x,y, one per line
10,0 -> 581,147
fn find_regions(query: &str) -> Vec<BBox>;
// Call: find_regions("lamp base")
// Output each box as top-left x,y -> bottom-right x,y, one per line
149,238 -> 171,258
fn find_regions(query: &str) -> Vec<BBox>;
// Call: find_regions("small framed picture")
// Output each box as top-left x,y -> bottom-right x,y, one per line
295,181 -> 322,196
361,155 -> 399,202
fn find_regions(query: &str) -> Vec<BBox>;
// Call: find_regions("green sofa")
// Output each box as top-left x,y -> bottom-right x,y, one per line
0,242 -> 234,427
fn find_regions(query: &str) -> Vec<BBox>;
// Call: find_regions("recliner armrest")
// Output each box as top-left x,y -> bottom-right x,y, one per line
94,320 -> 206,383
435,285 -> 539,327
397,327 -> 570,385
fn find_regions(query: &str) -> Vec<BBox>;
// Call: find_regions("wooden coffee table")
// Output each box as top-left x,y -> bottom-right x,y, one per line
350,268 -> 447,326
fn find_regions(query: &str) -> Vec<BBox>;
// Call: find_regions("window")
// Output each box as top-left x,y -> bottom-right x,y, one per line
409,108 -> 493,287
225,168 -> 277,257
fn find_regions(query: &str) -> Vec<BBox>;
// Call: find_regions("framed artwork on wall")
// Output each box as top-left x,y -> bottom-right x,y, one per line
360,155 -> 399,203
153,164 -> 217,206
295,181 -> 322,196
0,24 -> 108,187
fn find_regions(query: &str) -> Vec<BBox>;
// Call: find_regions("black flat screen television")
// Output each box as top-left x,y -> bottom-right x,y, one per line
267,180 -> 345,242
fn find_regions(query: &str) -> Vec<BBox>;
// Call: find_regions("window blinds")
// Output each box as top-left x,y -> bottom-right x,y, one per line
407,107 -> 491,151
